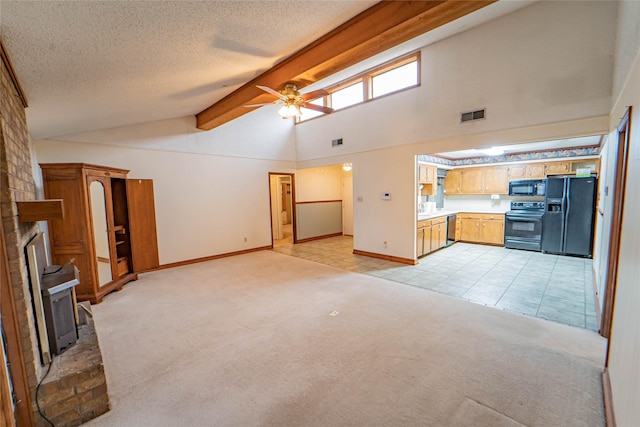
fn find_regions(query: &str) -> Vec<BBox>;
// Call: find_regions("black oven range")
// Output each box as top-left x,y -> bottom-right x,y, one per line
504,201 -> 545,252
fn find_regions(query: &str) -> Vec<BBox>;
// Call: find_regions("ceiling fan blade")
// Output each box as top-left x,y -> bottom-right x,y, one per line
256,85 -> 284,99
301,103 -> 333,114
301,89 -> 329,102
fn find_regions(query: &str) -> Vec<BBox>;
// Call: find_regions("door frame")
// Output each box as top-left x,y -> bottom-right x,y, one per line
341,174 -> 353,236
601,106 -> 632,344
268,173 -> 297,244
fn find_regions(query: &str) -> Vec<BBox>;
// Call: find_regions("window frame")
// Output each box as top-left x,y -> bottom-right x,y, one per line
296,51 -> 421,124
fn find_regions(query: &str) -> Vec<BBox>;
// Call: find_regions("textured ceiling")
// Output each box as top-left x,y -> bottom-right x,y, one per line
1,1 -> 536,140
1,1 -> 379,139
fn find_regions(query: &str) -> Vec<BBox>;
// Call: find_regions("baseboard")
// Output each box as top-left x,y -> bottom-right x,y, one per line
154,246 -> 272,271
602,369 -> 616,427
296,232 -> 342,244
353,249 -> 417,265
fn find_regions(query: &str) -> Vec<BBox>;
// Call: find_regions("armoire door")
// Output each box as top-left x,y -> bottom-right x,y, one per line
126,179 -> 160,271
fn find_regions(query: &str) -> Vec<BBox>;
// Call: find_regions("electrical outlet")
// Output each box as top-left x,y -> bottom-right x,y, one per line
383,241 -> 388,249
243,237 -> 247,242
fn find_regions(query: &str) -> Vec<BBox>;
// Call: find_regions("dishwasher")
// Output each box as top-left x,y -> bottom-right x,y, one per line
446,214 -> 457,247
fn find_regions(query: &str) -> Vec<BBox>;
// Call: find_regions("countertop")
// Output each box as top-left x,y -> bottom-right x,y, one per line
417,209 -> 508,221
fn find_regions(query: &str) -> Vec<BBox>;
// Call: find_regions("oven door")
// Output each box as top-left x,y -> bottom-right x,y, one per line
504,214 -> 543,251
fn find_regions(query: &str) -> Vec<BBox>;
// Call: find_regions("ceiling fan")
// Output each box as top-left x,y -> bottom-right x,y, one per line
245,84 -> 333,119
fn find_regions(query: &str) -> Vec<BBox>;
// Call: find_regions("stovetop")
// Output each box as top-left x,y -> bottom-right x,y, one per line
507,201 -> 545,217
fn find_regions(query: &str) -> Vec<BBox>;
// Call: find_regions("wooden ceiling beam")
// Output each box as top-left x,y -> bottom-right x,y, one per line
196,0 -> 496,131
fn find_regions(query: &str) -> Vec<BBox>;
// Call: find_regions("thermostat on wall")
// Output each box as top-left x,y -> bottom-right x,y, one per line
381,192 -> 391,200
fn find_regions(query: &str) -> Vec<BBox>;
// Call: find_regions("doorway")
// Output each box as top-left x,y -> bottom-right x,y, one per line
269,173 -> 296,247
601,107 -> 632,340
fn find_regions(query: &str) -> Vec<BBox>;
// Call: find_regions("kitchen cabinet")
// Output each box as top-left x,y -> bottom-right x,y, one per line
483,167 -> 509,193
460,169 -> 483,194
444,169 -> 461,195
545,161 -> 570,175
570,159 -> 599,174
480,214 -> 505,245
507,164 -> 526,180
417,216 -> 448,257
460,214 -> 482,242
460,167 -> 508,195
417,219 -> 432,257
459,213 -> 504,245
525,163 -> 546,179
418,164 -> 436,185
41,163 -> 160,304
430,217 -> 447,251
506,159 -> 599,182
418,164 -> 437,196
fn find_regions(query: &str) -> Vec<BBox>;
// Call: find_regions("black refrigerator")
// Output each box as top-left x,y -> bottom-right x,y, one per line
542,175 -> 597,257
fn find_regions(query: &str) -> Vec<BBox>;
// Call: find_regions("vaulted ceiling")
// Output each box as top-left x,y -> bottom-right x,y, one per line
1,1 -> 533,140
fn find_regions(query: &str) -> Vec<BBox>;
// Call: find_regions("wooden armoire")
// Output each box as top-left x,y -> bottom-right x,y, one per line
40,163 -> 159,304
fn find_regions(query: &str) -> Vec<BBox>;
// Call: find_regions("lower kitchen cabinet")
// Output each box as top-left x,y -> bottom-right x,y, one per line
417,219 -> 432,257
430,217 -> 447,250
459,213 -> 505,245
481,214 -> 505,245
417,216 -> 448,257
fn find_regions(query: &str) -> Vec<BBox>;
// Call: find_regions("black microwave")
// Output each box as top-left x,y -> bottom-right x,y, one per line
509,179 -> 546,196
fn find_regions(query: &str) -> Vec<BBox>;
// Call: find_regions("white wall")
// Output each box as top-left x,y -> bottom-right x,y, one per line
444,195 -> 515,214
606,4 -> 640,422
295,164 -> 343,202
34,112 -> 296,265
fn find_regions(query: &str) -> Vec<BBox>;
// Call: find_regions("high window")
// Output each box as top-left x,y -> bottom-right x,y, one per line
298,52 -> 420,123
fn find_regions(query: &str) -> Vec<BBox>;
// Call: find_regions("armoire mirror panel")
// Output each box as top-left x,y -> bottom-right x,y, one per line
89,180 -> 113,286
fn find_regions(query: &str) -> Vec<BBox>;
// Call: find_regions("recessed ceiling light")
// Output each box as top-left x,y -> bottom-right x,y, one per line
476,147 -> 504,156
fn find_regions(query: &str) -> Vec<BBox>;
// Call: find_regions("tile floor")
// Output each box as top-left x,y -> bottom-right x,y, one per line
272,236 -> 598,331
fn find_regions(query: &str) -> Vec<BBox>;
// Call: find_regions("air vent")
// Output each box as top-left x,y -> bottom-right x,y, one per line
461,109 -> 486,123
331,138 -> 343,147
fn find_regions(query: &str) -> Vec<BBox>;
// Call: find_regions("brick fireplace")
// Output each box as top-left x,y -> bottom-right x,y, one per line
1,40 -> 110,426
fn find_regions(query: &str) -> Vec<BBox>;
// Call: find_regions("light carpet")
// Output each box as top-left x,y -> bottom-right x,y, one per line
85,250 -> 606,426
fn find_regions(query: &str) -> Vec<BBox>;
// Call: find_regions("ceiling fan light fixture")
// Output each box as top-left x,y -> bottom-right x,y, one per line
278,103 -> 302,119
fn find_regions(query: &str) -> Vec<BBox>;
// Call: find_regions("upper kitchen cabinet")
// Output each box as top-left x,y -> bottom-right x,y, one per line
444,169 -> 461,195
483,167 -> 509,193
418,164 -> 436,185
418,163 -> 437,195
569,159 -> 599,174
457,166 -> 508,195
525,163 -> 546,179
504,159 -> 599,181
508,163 -> 547,180
545,161 -> 570,175
460,169 -> 483,194
507,164 -> 526,180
